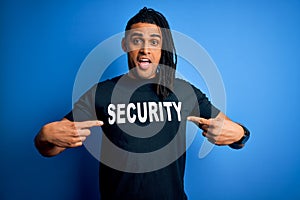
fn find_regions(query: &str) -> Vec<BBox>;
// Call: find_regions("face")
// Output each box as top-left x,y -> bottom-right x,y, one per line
122,23 -> 162,79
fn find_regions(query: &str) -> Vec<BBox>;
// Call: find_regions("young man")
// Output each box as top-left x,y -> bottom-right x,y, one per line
35,7 -> 250,200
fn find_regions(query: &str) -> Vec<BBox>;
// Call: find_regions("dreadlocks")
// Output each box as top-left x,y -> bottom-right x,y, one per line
125,7 -> 177,100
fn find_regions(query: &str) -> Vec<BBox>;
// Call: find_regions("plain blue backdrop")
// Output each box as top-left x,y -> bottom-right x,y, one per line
1,0 -> 300,199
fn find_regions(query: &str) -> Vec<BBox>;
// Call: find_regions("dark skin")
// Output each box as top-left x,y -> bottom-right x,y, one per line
35,119 -> 103,157
34,22 -> 244,157
187,113 -> 244,146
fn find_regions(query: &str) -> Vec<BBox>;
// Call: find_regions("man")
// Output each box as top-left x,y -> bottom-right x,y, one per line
35,7 -> 250,200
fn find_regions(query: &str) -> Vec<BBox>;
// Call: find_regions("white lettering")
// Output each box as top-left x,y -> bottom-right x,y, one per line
137,102 -> 147,123
148,102 -> 159,122
172,102 -> 182,121
108,104 -> 116,125
107,101 -> 182,124
127,103 -> 136,123
158,102 -> 164,121
163,102 -> 173,121
117,104 -> 126,124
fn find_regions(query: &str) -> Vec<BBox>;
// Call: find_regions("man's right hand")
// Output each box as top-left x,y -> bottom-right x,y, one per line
35,118 -> 103,157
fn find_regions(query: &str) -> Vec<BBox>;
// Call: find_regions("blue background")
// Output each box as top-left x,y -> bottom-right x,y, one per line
1,0 -> 300,199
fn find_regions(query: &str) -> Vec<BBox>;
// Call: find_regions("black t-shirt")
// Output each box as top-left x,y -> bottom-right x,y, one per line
65,74 -> 220,200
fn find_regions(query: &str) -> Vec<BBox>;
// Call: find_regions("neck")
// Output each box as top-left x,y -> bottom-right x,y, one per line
128,70 -> 157,80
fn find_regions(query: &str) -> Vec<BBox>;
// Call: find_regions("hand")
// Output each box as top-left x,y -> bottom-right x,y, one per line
187,116 -> 243,145
40,119 -> 104,148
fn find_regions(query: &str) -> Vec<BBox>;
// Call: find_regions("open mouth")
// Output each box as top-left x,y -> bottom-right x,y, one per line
138,58 -> 152,70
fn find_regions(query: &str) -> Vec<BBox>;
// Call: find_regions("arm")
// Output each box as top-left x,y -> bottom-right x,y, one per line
34,118 -> 103,157
187,112 -> 250,148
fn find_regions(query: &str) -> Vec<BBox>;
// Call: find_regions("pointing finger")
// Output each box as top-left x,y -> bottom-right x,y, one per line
187,116 -> 211,126
75,120 -> 104,129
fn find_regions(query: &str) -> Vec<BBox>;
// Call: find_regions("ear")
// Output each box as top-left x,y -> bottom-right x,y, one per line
121,37 -> 127,52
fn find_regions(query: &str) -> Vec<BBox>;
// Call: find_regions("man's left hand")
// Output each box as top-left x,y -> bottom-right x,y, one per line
187,114 -> 244,146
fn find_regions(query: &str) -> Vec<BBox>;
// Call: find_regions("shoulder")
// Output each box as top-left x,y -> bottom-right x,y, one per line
173,78 -> 208,102
174,78 -> 201,92
92,75 -> 123,97
96,75 -> 122,88
94,75 -> 126,92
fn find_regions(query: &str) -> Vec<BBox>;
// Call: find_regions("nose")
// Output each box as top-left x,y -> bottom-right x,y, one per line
140,42 -> 151,54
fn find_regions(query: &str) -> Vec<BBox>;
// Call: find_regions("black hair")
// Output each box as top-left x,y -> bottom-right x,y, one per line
125,7 -> 177,100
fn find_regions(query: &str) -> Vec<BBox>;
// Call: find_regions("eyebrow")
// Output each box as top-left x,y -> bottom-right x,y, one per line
150,33 -> 162,39
130,32 -> 161,39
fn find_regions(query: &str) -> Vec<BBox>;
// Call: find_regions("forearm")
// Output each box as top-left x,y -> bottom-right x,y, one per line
34,130 -> 66,157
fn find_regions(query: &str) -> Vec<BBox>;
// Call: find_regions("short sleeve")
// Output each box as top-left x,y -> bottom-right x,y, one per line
64,84 -> 98,122
190,85 -> 220,119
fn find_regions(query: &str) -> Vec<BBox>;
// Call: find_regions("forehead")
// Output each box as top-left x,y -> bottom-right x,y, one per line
126,22 -> 162,37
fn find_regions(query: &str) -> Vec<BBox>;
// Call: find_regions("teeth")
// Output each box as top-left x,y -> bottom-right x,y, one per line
140,58 -> 150,62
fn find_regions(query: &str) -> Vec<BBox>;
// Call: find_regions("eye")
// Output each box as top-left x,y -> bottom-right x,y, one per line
150,39 -> 159,46
132,38 -> 143,45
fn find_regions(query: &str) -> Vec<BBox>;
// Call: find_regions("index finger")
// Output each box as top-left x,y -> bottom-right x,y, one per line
187,116 -> 211,126
74,120 -> 104,129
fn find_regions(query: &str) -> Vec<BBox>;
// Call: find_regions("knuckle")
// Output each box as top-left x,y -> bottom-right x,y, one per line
71,130 -> 79,136
69,122 -> 76,129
